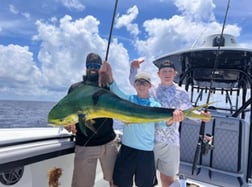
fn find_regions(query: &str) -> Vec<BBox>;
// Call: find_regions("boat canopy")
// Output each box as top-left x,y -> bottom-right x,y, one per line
153,34 -> 252,89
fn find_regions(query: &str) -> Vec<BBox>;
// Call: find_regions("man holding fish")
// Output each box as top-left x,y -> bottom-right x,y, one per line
66,53 -> 118,187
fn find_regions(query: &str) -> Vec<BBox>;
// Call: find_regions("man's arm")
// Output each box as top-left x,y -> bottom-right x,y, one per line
100,61 -> 130,100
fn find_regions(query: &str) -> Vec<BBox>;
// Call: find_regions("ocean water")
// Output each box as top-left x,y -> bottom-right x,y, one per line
1,97 -> 250,129
0,100 -> 56,128
0,100 -> 124,129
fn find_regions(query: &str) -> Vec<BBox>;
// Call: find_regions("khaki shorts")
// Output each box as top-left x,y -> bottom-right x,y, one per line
154,143 -> 180,177
71,139 -> 118,187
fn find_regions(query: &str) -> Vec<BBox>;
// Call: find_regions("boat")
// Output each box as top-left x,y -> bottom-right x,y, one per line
0,127 -> 123,187
1,34 -> 251,187
153,33 -> 252,187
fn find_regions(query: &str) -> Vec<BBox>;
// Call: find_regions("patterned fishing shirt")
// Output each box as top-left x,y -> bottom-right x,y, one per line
151,84 -> 192,146
130,67 -> 192,146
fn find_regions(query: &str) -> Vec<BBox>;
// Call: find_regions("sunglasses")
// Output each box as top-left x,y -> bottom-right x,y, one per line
135,80 -> 150,87
86,63 -> 101,69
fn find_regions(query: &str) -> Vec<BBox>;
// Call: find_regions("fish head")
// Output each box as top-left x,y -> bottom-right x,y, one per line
48,113 -> 78,127
48,100 -> 80,126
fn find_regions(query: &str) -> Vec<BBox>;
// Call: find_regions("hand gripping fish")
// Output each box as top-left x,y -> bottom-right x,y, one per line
48,85 -> 211,128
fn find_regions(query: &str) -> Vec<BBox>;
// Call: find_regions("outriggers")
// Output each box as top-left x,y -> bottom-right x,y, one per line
153,33 -> 252,187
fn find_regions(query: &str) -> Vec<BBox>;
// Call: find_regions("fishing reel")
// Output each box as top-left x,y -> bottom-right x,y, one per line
201,133 -> 214,155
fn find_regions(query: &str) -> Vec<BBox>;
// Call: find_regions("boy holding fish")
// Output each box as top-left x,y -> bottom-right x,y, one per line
99,61 -> 184,187
129,59 -> 211,187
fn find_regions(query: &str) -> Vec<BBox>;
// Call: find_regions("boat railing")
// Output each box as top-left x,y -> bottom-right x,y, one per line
0,133 -> 75,148
0,132 -> 75,172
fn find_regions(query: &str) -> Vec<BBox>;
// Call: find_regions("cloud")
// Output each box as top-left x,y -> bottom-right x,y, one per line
9,4 -> 19,14
174,0 -> 216,22
123,0 -> 241,85
0,44 -> 44,99
9,4 -> 31,20
21,12 -> 31,20
135,16 -> 240,59
32,15 -> 131,98
0,0 -> 249,101
0,13 -> 132,101
33,15 -> 104,87
115,5 -> 140,37
60,0 -> 85,11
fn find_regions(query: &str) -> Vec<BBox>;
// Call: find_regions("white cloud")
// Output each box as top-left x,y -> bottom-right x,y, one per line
33,15 -> 131,98
115,5 -> 140,37
0,14 -> 132,101
9,4 -> 19,14
9,4 -> 31,20
0,44 -> 44,98
21,12 -> 31,20
126,0 -> 241,86
135,16 -> 240,59
174,0 -> 216,22
60,0 -> 85,11
0,0 -> 250,101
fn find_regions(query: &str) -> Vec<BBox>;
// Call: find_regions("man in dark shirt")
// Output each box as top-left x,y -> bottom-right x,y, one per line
66,53 -> 118,187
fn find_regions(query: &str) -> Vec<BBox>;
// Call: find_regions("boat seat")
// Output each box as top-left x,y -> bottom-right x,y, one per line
179,115 -> 250,187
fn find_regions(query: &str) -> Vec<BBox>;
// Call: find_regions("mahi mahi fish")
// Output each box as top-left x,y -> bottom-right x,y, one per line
48,84 -> 211,127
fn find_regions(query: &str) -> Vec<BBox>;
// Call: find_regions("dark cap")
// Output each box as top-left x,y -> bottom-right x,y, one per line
86,53 -> 102,66
159,61 -> 176,70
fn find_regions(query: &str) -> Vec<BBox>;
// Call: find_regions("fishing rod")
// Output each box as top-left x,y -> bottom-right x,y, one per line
105,0 -> 118,61
83,0 -> 119,146
191,0 -> 231,175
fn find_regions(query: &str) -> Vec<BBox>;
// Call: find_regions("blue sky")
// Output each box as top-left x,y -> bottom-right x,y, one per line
0,0 -> 251,101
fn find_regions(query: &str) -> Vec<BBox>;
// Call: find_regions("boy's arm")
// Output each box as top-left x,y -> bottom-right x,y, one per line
129,65 -> 138,86
109,81 -> 130,100
129,59 -> 144,86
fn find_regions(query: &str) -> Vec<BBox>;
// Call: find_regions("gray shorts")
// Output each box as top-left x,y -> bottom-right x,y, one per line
154,142 -> 180,177
71,139 -> 118,187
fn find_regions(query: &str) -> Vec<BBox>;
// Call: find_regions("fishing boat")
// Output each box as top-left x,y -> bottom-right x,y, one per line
0,128 -> 75,187
0,127 -> 123,187
1,33 -> 251,187
153,33 -> 252,187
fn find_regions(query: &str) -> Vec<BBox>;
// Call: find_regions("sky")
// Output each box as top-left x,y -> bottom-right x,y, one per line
0,0 -> 251,101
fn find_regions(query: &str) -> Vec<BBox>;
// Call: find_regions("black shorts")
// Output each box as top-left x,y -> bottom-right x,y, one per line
113,144 -> 157,187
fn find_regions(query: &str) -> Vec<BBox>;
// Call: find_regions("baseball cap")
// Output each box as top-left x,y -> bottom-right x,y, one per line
86,53 -> 102,66
135,72 -> 151,83
159,61 -> 176,70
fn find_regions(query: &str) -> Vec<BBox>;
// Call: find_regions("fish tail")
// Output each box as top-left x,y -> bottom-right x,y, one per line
184,103 -> 213,121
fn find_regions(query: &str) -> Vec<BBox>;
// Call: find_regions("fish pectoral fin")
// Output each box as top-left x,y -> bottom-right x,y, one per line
78,114 -> 88,136
85,120 -> 97,134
